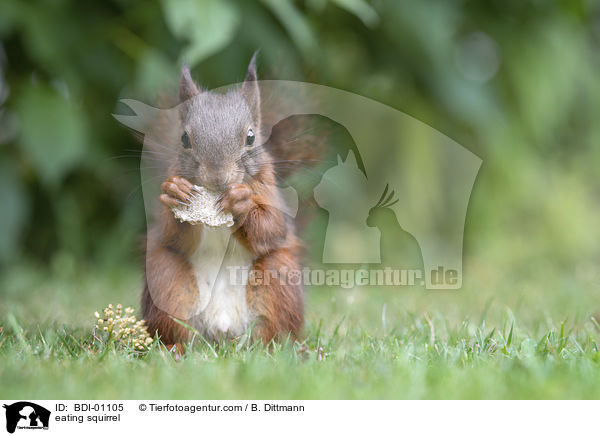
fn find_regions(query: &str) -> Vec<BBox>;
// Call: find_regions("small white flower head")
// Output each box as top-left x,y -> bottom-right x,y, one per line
93,304 -> 153,352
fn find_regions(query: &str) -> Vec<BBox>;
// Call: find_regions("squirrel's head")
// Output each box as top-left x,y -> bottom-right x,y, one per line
176,53 -> 264,192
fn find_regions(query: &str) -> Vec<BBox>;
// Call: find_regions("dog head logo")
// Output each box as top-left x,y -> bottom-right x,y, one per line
3,402 -> 50,433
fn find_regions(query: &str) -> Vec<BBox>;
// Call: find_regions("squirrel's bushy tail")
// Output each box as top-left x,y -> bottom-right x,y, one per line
262,114 -> 329,180
261,111 -> 334,236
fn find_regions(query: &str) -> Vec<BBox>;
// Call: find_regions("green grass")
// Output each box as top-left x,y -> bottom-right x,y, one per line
1,258 -> 600,399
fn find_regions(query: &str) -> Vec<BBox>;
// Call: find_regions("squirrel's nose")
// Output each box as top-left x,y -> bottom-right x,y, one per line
202,173 -> 229,193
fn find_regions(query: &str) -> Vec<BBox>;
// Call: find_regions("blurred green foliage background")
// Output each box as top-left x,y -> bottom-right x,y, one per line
1,1 -> 600,401
0,0 -> 599,282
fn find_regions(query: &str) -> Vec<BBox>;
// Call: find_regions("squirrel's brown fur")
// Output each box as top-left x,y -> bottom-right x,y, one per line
140,54 -> 317,351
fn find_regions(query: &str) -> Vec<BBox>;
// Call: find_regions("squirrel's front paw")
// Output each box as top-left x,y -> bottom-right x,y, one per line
218,183 -> 255,219
160,176 -> 194,208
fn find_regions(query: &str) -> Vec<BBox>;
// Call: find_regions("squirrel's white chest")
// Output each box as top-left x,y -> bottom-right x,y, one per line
188,226 -> 255,340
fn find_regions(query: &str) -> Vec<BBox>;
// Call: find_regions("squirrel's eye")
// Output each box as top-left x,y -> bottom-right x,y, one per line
245,129 -> 255,146
181,132 -> 192,149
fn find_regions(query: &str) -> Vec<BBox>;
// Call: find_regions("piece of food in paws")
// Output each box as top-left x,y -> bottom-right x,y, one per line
171,185 -> 234,227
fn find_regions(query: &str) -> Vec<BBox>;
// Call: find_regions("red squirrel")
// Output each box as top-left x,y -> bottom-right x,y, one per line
141,54 -> 308,351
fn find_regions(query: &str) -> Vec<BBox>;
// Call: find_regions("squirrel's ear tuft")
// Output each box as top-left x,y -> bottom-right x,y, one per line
243,51 -> 260,125
179,65 -> 199,103
245,51 -> 258,82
